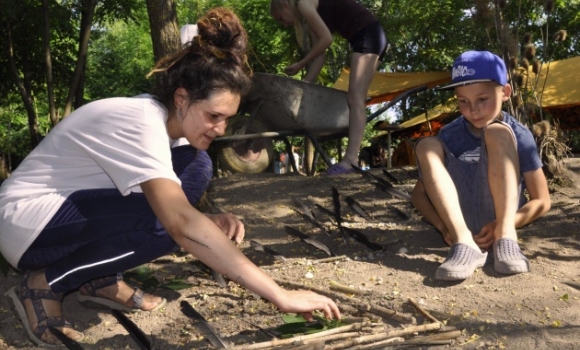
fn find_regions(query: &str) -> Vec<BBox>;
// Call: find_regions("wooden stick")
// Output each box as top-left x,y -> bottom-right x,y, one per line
342,301 -> 414,324
230,322 -> 372,350
329,280 -> 365,295
392,340 -> 454,347
273,279 -> 415,324
326,322 -> 441,350
405,330 -> 462,343
306,331 -> 364,345
274,340 -> 325,350
354,329 -> 461,350
336,337 -> 405,350
340,316 -> 370,324
407,297 -> 441,324
310,255 -> 349,264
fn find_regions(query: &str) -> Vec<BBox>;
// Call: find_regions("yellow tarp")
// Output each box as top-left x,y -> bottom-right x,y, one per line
374,100 -> 458,138
398,100 -> 458,129
336,55 -> 580,132
332,68 -> 451,105
386,55 -> 580,132
530,55 -> 580,108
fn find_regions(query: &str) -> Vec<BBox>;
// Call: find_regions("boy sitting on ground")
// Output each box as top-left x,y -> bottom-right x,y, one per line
411,50 -> 551,281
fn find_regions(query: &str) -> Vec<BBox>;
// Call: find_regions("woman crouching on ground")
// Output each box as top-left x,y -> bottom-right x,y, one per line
0,7 -> 340,346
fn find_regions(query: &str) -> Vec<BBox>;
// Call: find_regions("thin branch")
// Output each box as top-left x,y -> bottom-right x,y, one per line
274,278 -> 415,324
229,322 -> 372,350
326,322 -> 442,350
407,297 -> 441,324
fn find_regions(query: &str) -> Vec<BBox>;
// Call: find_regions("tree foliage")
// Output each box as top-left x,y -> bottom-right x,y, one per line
1,0 -> 580,178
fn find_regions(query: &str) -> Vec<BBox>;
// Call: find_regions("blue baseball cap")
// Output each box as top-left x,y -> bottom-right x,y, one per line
438,50 -> 508,90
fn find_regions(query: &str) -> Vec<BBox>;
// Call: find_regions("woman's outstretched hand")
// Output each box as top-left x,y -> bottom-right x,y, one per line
276,289 -> 341,321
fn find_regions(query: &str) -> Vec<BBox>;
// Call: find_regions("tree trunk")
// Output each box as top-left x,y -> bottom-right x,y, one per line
74,63 -> 86,110
0,155 -> 7,181
145,0 -> 180,63
6,23 -> 40,147
42,0 -> 58,127
63,0 -> 97,118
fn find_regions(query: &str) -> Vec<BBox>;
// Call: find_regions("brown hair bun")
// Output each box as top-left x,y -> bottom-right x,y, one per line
148,7 -> 251,109
195,7 -> 248,65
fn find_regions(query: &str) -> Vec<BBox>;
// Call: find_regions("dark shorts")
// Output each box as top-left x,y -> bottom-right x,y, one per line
349,21 -> 388,60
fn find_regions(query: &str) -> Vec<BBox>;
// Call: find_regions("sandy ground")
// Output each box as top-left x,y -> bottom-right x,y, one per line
1,157 -> 579,350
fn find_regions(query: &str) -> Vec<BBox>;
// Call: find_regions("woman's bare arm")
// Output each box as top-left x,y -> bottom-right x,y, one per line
140,178 -> 340,319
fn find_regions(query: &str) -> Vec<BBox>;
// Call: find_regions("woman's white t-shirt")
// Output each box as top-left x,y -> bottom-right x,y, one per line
0,95 -> 181,267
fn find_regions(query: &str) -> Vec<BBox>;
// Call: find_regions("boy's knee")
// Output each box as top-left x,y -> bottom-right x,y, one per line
483,123 -> 516,147
415,137 -> 443,156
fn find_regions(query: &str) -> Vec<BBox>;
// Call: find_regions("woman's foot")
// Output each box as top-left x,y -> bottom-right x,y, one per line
7,270 -> 84,346
78,274 -> 166,312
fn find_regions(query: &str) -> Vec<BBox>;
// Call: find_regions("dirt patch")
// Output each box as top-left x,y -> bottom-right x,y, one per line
1,158 -> 580,350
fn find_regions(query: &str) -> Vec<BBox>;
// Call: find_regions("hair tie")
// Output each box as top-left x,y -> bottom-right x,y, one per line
210,48 -> 227,60
208,17 -> 222,28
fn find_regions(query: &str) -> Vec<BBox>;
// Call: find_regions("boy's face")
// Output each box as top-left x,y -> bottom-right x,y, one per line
455,82 -> 511,130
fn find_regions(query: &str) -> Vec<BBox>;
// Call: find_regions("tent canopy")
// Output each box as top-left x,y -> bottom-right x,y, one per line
332,69 -> 450,105
531,55 -> 580,108
393,56 -> 580,131
398,101 -> 457,129
335,55 -> 580,133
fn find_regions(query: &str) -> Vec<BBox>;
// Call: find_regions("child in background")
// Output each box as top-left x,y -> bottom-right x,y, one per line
411,50 -> 551,281
270,0 -> 387,175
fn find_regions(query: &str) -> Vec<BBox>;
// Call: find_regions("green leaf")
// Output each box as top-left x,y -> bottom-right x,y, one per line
141,276 -> 161,291
281,314 -> 308,324
161,279 -> 195,290
275,313 -> 343,338
275,322 -> 325,338
126,265 -> 153,281
559,293 -> 569,301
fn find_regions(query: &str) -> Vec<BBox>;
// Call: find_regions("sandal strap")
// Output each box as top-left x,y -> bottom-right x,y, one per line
132,288 -> 144,309
34,316 -> 74,340
81,272 -> 123,296
17,271 -> 74,341
18,271 -> 65,303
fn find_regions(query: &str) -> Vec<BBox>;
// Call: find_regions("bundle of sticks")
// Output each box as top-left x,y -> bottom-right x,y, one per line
227,279 -> 462,350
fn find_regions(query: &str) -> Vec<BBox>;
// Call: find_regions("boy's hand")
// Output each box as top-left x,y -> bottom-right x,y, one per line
434,224 -> 453,246
474,221 -> 496,250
